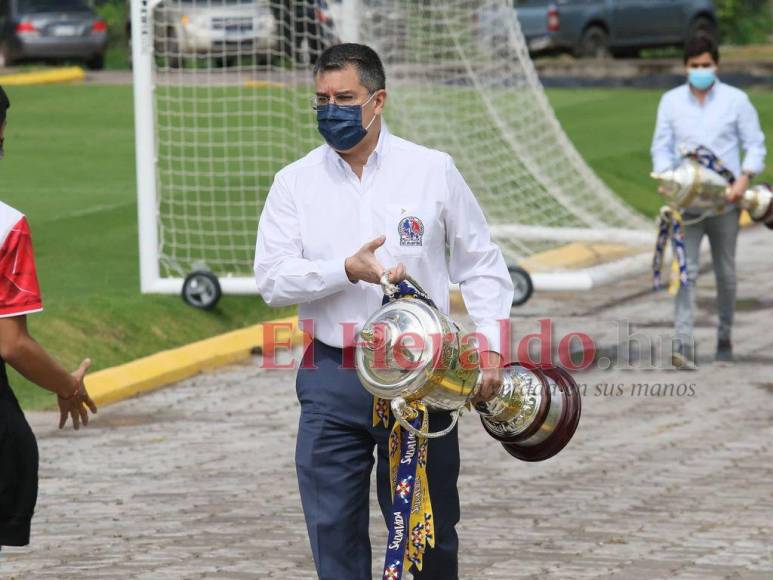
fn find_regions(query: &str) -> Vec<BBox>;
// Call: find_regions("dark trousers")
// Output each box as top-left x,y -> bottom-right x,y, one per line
0,383 -> 39,547
295,340 -> 460,579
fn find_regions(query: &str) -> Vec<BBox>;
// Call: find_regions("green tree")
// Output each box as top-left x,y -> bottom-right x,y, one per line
715,0 -> 773,44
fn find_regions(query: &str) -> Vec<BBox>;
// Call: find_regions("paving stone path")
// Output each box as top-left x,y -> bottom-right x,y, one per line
2,227 -> 772,579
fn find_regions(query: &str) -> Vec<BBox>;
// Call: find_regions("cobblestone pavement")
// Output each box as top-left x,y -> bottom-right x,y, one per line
2,227 -> 773,580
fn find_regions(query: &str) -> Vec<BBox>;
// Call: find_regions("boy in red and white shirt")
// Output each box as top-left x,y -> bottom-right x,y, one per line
0,86 -> 96,549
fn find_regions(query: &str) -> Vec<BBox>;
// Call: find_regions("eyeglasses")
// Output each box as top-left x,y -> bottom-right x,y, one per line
311,92 -> 374,111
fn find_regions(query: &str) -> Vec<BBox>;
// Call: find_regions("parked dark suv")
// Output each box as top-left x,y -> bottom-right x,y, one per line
0,0 -> 108,69
479,0 -> 717,58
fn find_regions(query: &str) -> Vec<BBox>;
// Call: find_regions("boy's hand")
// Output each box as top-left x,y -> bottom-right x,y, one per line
57,358 -> 97,430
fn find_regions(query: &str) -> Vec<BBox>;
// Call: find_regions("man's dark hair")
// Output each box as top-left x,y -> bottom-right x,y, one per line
313,43 -> 386,92
683,33 -> 719,64
0,86 -> 9,126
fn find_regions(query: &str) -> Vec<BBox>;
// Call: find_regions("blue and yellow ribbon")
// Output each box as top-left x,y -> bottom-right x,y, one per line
375,279 -> 437,579
653,207 -> 688,295
380,401 -> 434,580
685,145 -> 736,185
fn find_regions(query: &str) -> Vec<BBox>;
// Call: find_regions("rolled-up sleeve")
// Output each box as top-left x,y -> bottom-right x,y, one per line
651,94 -> 676,173
254,174 -> 353,307
444,155 -> 513,355
737,94 -> 766,176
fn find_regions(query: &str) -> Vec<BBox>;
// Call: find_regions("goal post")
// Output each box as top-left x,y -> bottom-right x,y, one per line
131,0 -> 161,293
132,0 -> 652,300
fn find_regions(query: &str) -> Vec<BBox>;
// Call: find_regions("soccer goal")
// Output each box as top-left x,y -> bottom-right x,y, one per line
132,0 -> 652,308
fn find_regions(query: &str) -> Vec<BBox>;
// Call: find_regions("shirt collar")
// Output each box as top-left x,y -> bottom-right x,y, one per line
326,122 -> 391,175
686,79 -> 721,104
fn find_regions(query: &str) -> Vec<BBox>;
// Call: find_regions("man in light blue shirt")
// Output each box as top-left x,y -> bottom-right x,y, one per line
651,34 -> 766,366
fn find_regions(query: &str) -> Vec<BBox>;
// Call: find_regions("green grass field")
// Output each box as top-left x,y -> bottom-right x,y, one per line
0,85 -> 291,409
2,84 -> 770,410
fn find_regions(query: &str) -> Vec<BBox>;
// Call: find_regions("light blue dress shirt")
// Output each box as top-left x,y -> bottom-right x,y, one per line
651,80 -> 766,178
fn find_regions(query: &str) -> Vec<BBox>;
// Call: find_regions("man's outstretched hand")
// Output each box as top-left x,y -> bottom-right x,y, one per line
345,235 -> 406,285
57,358 -> 97,430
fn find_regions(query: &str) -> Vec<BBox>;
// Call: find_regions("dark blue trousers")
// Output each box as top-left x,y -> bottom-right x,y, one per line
295,340 -> 460,580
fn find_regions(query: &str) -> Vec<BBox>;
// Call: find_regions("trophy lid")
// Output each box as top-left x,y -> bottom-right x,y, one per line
355,298 -> 446,401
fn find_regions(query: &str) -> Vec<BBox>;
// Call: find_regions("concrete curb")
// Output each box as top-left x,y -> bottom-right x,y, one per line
86,315 -> 300,407
0,66 -> 85,86
450,240 -> 647,312
519,241 -> 645,273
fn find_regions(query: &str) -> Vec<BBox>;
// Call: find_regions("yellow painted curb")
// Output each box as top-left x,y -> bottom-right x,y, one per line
449,289 -> 466,315
451,241 -> 647,312
452,210 -> 757,310
520,241 -> 644,272
85,316 -> 303,407
245,80 -> 287,89
0,66 -> 85,86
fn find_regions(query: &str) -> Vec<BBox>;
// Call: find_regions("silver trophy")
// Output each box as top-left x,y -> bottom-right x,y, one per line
651,157 -> 729,210
355,274 -> 581,462
739,185 -> 773,228
652,157 -> 773,228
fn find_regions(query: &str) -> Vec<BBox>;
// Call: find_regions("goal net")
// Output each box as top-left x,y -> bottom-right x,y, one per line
131,0 -> 650,296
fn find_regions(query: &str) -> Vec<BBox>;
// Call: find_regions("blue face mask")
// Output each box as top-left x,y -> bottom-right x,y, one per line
316,92 -> 378,151
688,67 -> 716,91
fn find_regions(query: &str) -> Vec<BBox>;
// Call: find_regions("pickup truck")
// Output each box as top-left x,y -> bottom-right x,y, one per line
478,0 -> 717,58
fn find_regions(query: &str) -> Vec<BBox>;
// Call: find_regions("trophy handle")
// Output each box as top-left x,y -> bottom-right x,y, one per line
390,397 -> 460,439
379,272 -> 436,308
379,272 -> 399,297
380,271 -> 431,297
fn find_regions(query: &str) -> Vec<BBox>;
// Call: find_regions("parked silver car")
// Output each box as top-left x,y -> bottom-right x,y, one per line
128,0 -> 339,68
0,0 -> 108,69
152,0 -> 278,66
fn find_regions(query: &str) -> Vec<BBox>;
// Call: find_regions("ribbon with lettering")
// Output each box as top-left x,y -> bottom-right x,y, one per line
684,145 -> 736,185
373,396 -> 390,428
652,207 -> 688,294
382,402 -> 433,580
373,279 -> 436,579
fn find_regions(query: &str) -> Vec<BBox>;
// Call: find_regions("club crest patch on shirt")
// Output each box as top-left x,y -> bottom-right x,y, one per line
398,216 -> 424,246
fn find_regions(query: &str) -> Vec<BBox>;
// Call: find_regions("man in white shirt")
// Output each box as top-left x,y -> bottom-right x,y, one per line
651,34 -> 766,367
254,44 -> 513,579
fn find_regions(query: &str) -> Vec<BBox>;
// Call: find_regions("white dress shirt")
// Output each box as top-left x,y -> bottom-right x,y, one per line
651,80 -> 766,178
254,124 -> 514,353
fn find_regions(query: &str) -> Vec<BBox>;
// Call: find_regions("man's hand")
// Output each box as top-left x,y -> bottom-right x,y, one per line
344,235 -> 406,285
57,358 -> 97,430
726,173 -> 751,204
471,351 -> 503,404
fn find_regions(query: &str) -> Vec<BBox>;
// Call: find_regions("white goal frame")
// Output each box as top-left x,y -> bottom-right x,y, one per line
132,0 -> 653,296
